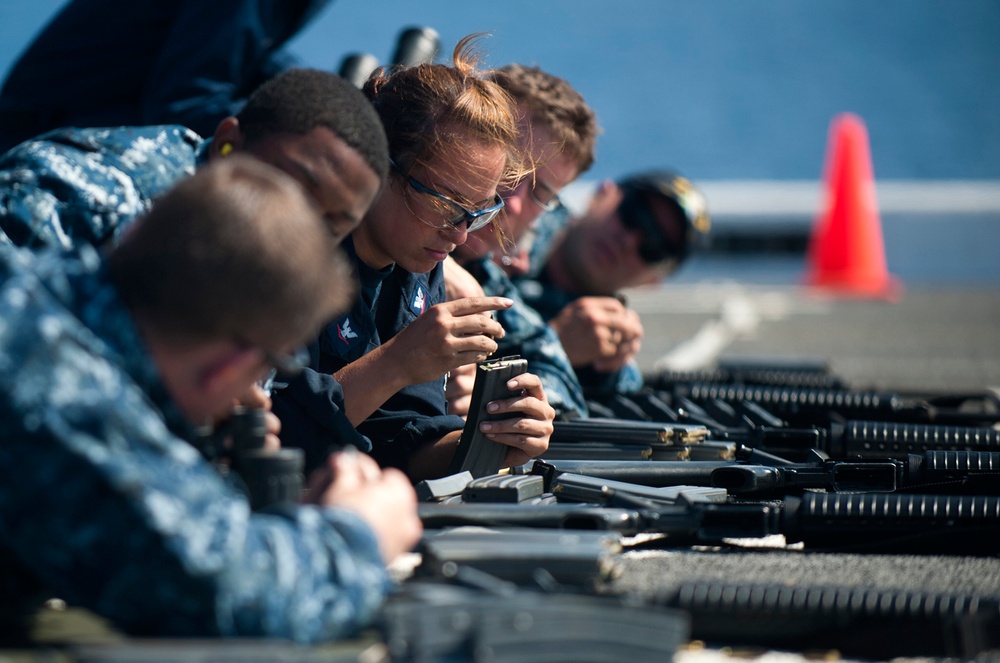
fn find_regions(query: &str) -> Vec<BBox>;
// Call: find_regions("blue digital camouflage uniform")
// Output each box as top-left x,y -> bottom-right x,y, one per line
463,256 -> 588,418
0,125 -> 203,251
275,235 -> 466,473
514,206 -> 644,399
0,124 -> 372,457
0,245 -> 390,642
0,0 -> 333,151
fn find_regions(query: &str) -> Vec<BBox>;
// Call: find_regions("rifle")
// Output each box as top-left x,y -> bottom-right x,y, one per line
515,447 -> 1000,496
418,462 -> 1000,554
734,419 -> 1000,462
651,581 -> 1000,660
590,388 -> 1000,462
645,355 -> 847,390
713,449 -> 1000,495
379,580 -> 689,663
415,527 -> 623,588
670,381 -> 1000,427
193,406 -> 304,511
520,458 -> 731,487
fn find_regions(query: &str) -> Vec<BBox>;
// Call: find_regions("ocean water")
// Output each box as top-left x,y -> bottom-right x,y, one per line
1,1 -> 998,182
1,1 -> 998,284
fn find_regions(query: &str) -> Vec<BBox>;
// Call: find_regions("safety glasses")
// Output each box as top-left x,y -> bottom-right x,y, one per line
526,178 -> 562,212
391,159 -> 504,233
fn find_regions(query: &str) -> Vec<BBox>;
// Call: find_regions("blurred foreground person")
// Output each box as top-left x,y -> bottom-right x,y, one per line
514,171 -> 711,398
0,157 -> 421,644
0,0 -> 335,151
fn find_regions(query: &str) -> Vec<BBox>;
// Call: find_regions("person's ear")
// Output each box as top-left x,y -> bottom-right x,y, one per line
211,116 -> 245,161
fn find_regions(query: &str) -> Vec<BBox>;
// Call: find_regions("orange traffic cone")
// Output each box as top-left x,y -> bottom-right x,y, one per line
804,113 -> 902,300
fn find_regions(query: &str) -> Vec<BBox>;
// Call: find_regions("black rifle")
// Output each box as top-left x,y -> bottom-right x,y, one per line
419,464 -> 1000,555
521,458 -> 732,487
380,580 -> 689,663
589,390 -> 829,458
740,419 -> 1000,462
652,581 -> 1000,660
415,527 -> 624,588
194,406 -> 304,511
672,381 -> 1000,427
644,355 -> 847,390
713,448 -> 1000,495
518,448 -> 1000,495
418,500 -> 783,549
593,387 -> 1000,462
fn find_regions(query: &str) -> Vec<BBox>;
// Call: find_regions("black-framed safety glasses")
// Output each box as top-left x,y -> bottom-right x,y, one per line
391,159 -> 504,233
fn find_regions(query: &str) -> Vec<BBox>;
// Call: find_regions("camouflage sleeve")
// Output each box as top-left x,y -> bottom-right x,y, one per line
0,142 -> 123,250
0,266 -> 390,643
480,260 -> 589,418
0,126 -> 200,251
613,360 -> 646,394
496,301 -> 589,418
0,421 -> 391,643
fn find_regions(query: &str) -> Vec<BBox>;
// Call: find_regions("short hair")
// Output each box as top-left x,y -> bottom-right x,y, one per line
490,64 -> 599,177
236,68 -> 389,184
107,156 -> 354,348
362,35 -> 528,193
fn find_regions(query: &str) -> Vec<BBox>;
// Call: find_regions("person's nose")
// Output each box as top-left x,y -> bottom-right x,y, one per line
441,222 -> 469,245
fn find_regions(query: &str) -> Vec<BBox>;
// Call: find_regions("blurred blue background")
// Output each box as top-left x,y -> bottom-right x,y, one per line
1,1 -> 998,284
1,0 -> 998,182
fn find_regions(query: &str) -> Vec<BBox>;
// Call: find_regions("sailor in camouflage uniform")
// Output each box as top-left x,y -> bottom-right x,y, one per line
512,172 -> 711,400
513,202 -> 645,399
0,69 -> 390,456
0,158 -> 421,643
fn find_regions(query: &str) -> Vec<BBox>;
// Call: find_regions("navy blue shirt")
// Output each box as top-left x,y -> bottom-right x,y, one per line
0,0 -> 333,151
277,236 -> 465,473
